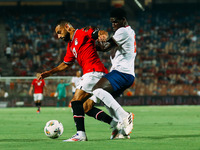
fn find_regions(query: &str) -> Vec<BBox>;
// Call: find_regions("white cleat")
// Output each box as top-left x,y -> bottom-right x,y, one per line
123,112 -> 134,135
114,129 -> 131,139
115,133 -> 131,139
63,133 -> 87,142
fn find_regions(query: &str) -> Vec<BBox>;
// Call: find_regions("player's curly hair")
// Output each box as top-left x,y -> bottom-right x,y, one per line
110,8 -> 127,19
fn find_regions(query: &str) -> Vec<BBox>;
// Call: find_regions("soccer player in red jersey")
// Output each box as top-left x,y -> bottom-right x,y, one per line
29,73 -> 47,113
38,19 -> 117,141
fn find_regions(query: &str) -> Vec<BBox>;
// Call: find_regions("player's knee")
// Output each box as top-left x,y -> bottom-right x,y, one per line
93,88 -> 104,100
83,100 -> 94,113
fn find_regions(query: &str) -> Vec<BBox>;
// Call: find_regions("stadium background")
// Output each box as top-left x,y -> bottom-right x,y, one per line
0,0 -> 200,107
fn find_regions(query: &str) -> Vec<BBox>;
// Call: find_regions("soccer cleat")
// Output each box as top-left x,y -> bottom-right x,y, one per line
36,110 -> 40,113
123,113 -> 134,135
114,129 -> 131,139
110,121 -> 123,139
63,133 -> 88,142
115,133 -> 131,139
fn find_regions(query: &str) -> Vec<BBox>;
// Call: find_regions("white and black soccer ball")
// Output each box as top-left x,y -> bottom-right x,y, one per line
44,120 -> 64,139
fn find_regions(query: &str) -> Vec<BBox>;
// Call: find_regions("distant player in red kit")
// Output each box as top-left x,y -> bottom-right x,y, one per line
29,73 -> 47,113
38,19 -> 119,141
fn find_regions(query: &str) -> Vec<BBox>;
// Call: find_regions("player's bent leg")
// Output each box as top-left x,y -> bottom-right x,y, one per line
86,106 -> 113,125
84,98 -> 122,139
92,77 -> 113,93
37,100 -> 41,113
35,100 -> 40,113
93,89 -> 134,137
83,99 -> 95,113
64,89 -> 91,142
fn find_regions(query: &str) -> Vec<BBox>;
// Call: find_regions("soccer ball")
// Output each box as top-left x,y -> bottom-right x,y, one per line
44,120 -> 64,139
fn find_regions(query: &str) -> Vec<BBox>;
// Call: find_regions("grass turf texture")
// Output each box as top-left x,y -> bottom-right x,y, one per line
0,106 -> 200,150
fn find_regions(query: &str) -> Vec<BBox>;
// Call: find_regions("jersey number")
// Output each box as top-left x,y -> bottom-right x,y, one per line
134,35 -> 137,53
72,47 -> 77,58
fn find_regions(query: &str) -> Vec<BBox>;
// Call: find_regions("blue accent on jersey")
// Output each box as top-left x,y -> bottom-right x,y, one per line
103,70 -> 135,97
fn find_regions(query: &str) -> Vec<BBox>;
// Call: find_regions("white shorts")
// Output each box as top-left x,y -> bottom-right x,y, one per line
33,93 -> 43,101
76,72 -> 105,94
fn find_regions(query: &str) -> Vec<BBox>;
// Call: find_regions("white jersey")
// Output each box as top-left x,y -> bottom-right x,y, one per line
111,26 -> 136,76
71,76 -> 81,93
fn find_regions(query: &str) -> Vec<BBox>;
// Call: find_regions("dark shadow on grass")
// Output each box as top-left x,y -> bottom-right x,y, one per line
2,134 -> 199,142
0,139 -> 51,142
137,134 -> 200,140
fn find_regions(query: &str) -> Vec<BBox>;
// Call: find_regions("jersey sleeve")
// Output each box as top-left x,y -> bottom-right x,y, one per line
31,79 -> 34,85
113,27 -> 129,46
63,45 -> 75,64
86,28 -> 96,39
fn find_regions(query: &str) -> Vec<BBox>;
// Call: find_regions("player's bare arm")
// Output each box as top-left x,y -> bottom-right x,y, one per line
29,84 -> 33,96
38,62 -> 73,80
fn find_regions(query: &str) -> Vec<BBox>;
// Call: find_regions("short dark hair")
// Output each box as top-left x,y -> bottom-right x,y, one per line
110,8 -> 127,19
55,19 -> 72,28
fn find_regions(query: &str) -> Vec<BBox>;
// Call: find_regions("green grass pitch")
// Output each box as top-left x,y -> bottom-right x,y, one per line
0,106 -> 200,150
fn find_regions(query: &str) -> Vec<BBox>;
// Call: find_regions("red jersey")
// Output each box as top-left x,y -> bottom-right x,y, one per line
63,28 -> 108,75
31,79 -> 45,94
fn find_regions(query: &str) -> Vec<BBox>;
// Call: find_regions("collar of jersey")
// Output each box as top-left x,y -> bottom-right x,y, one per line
72,29 -> 78,42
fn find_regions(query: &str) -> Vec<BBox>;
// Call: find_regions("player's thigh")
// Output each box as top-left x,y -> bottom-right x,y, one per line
76,72 -> 105,94
92,77 -> 114,93
33,94 -> 43,101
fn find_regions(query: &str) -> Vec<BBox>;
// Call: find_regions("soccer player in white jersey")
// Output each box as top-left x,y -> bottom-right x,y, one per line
92,8 -> 136,139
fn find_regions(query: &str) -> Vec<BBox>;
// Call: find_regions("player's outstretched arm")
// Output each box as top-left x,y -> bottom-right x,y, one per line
38,62 -> 71,80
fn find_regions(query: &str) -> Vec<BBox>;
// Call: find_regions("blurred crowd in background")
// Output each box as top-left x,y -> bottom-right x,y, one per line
2,6 -> 200,96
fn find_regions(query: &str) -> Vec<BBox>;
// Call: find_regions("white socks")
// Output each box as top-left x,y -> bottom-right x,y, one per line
93,88 -> 129,120
77,131 -> 86,137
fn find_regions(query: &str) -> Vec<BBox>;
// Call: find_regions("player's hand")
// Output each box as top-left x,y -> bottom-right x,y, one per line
38,71 -> 51,80
98,30 -> 108,42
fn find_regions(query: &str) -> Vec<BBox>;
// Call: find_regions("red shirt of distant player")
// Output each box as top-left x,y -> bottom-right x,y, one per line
31,79 -> 45,94
63,28 -> 108,75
